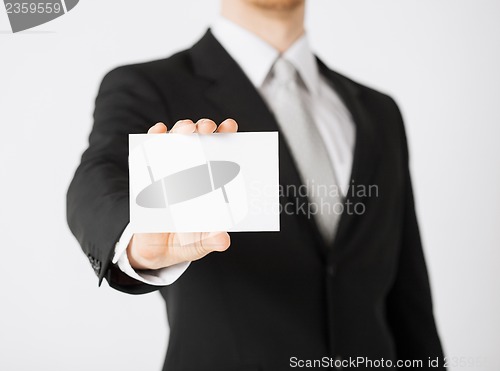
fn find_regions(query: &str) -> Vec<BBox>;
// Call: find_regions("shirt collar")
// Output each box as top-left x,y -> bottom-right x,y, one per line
211,16 -> 320,95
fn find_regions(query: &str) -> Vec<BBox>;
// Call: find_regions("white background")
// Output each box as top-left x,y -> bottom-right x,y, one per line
0,1 -> 499,370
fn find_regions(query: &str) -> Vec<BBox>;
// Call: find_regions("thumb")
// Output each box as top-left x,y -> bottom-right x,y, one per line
169,232 -> 231,263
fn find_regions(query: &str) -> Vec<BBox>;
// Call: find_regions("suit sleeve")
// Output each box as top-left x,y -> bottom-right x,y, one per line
66,65 -> 169,294
385,99 -> 446,368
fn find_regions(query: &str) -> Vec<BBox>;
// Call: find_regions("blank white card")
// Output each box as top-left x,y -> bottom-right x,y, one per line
129,132 -> 279,233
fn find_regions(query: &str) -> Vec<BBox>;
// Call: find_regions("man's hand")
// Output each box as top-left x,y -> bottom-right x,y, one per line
127,118 -> 238,270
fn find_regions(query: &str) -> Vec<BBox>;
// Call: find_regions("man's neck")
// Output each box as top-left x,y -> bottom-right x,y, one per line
221,0 -> 305,53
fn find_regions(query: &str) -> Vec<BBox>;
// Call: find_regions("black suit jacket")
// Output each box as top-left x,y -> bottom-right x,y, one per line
67,30 -> 445,370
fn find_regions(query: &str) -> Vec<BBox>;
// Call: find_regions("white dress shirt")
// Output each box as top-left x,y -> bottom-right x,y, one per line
112,16 -> 356,286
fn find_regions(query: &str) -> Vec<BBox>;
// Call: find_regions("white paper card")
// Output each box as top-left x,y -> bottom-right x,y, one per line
129,132 -> 279,233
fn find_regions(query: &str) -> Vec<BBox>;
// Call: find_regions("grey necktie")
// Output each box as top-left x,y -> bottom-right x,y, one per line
265,57 -> 341,243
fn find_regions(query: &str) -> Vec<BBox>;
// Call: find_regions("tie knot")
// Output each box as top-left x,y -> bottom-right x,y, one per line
272,58 -> 297,84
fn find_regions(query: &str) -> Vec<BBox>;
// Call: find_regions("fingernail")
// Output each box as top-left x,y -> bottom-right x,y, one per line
172,124 -> 195,134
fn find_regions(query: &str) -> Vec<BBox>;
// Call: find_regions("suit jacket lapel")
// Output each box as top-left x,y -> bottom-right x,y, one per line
189,30 -> 275,133
317,60 -> 382,256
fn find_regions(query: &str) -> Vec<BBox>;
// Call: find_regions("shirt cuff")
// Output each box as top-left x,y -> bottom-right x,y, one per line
112,224 -> 190,286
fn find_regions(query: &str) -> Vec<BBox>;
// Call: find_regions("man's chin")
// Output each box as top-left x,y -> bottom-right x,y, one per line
246,0 -> 305,11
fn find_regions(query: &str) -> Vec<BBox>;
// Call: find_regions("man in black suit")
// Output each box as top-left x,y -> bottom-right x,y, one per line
67,0 -> 445,369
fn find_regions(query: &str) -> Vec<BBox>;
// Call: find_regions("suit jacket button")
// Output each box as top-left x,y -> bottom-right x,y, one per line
326,265 -> 336,277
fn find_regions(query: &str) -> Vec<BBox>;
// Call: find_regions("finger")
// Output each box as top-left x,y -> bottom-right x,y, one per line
216,118 -> 238,133
170,119 -> 196,134
195,118 -> 217,134
148,122 -> 167,134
